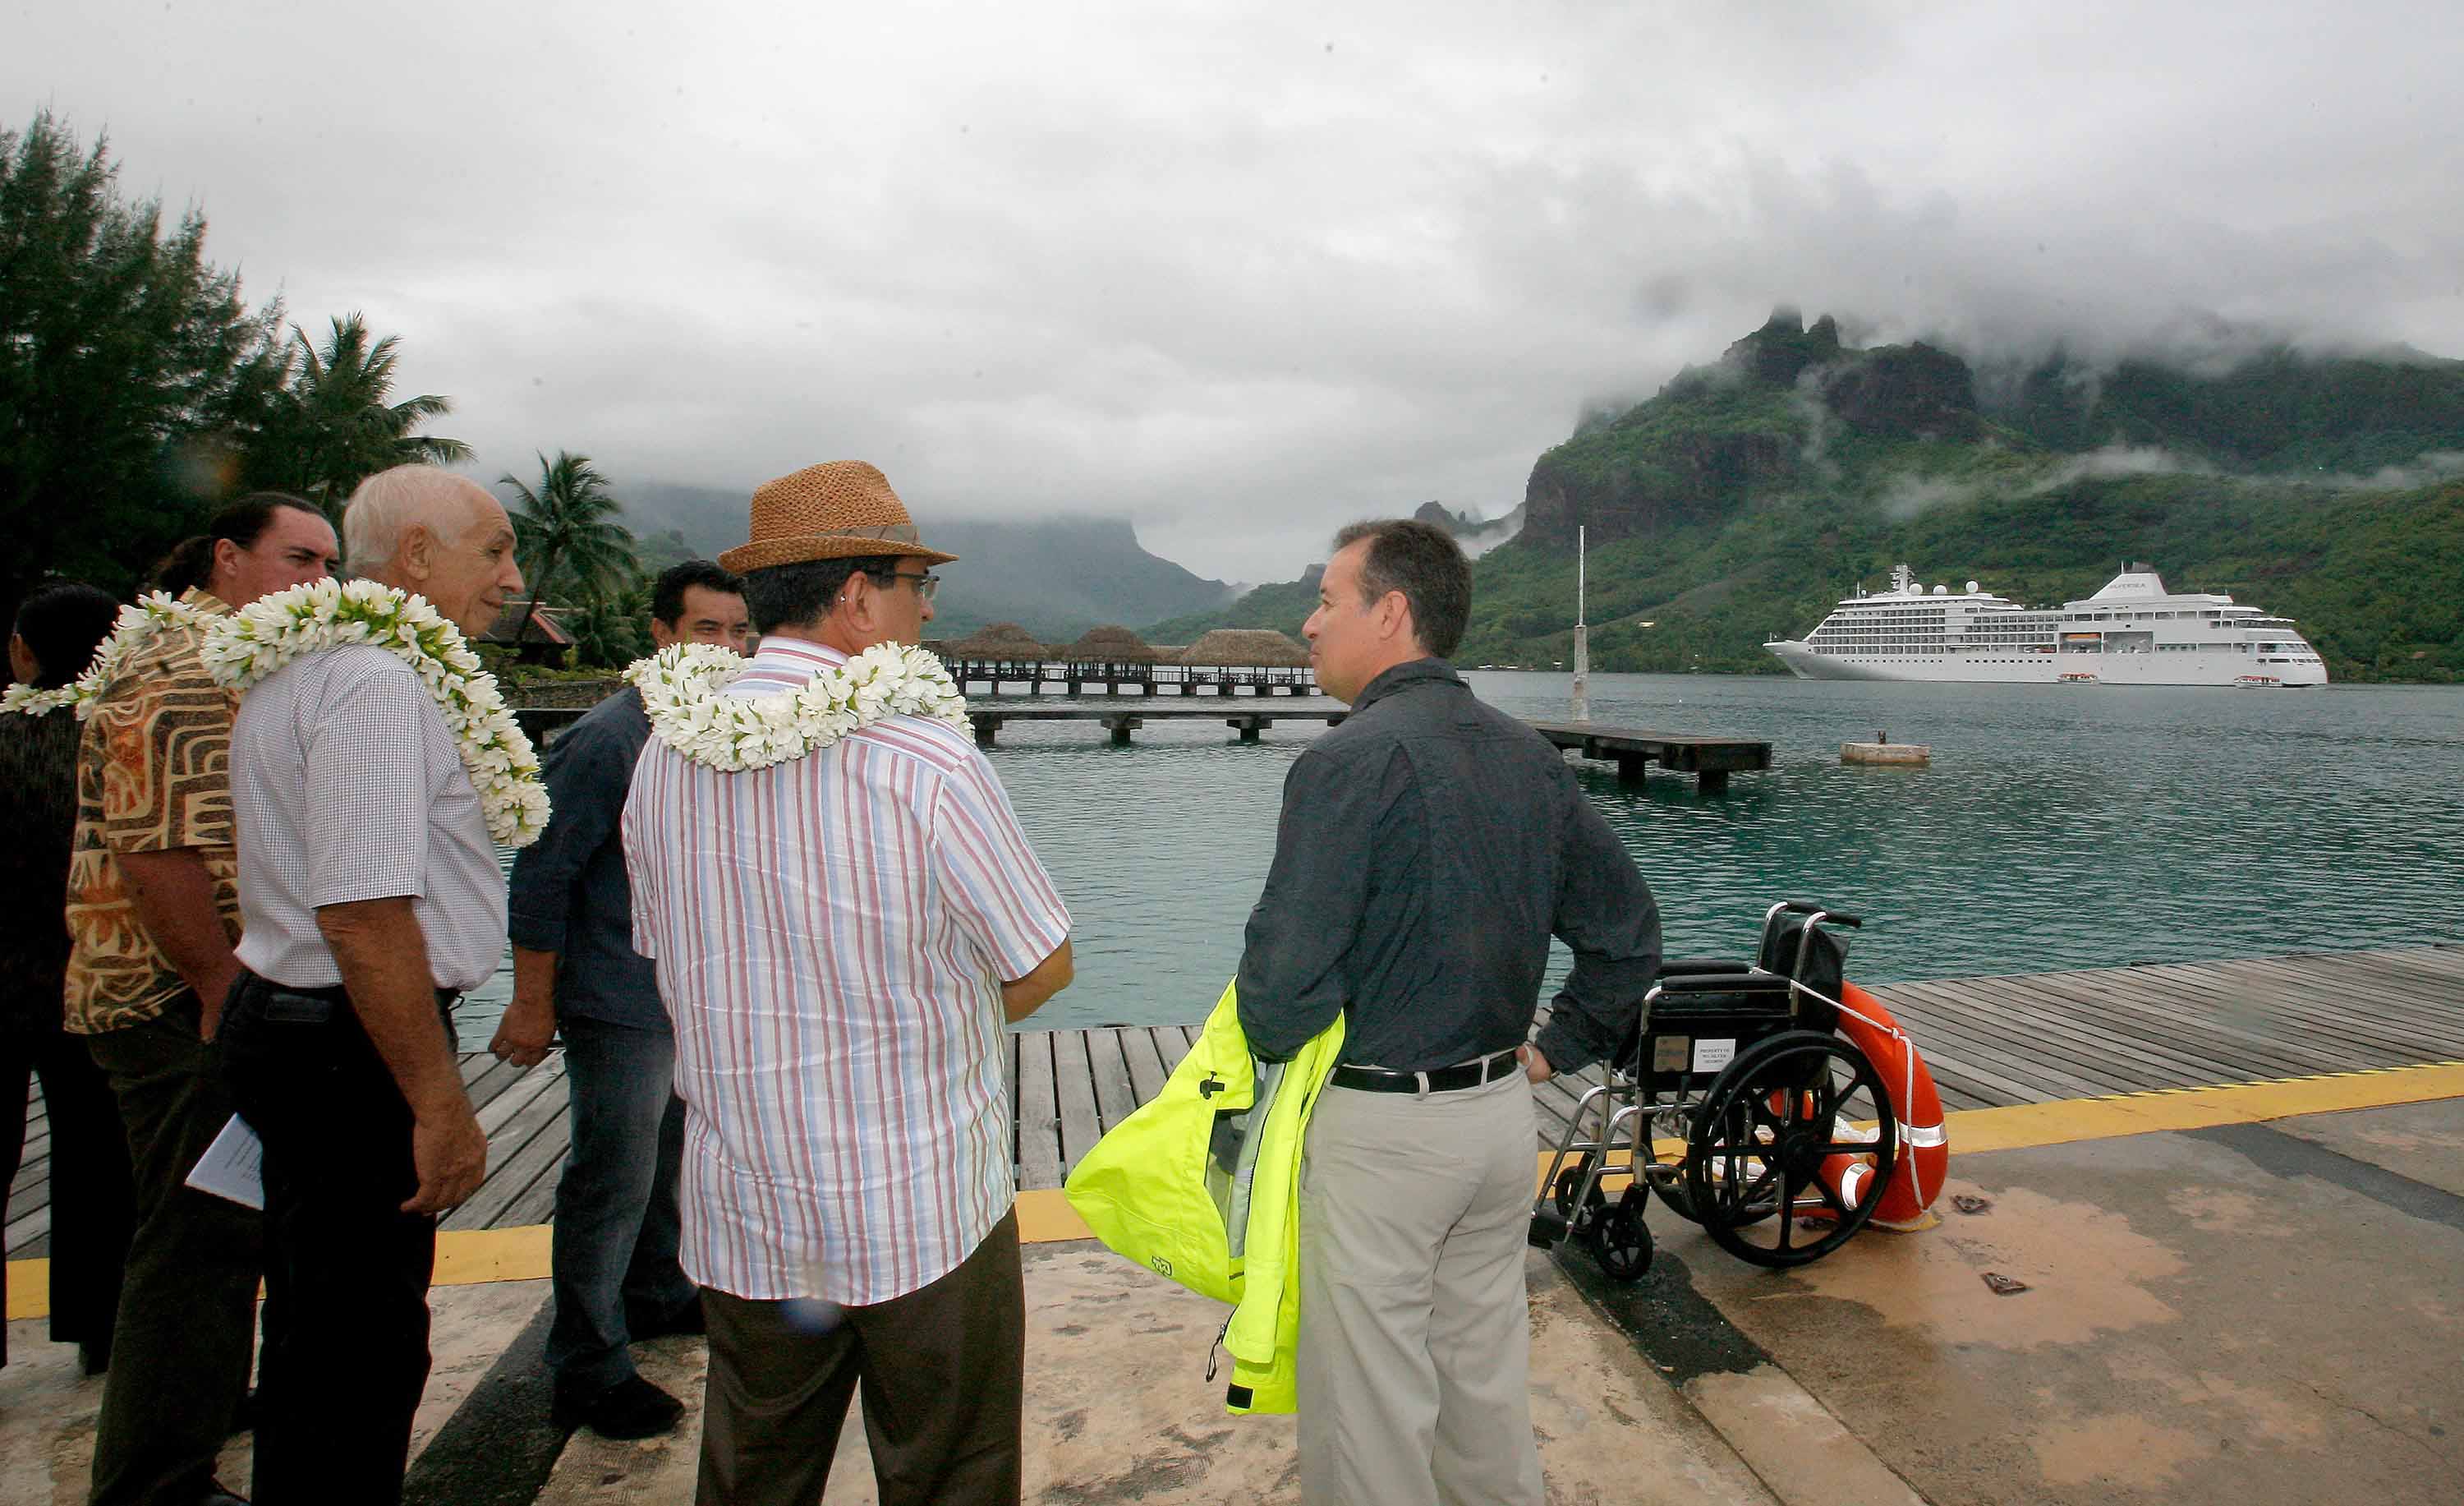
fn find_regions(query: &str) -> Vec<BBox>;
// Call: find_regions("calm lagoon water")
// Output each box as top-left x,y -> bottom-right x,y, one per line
458,672 -> 2464,1048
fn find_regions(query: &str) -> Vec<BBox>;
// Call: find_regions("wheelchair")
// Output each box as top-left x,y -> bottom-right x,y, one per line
1528,900 -> 1901,1277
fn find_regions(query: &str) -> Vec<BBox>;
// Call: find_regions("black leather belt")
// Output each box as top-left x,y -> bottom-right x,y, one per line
1331,1048 -> 1521,1095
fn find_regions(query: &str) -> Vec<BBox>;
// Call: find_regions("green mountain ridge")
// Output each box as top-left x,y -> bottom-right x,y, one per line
622,481 -> 1237,641
1155,311 -> 2464,682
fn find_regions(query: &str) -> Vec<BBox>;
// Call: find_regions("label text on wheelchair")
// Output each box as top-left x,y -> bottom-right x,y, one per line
1689,1038 -> 1738,1073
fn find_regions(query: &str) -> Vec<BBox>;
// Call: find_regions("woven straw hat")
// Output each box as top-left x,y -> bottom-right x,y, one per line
717,461 -> 957,573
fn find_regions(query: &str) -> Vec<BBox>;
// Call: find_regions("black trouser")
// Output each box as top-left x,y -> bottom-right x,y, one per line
0,1016 -> 133,1370
85,995 -> 264,1506
221,971 -> 450,1506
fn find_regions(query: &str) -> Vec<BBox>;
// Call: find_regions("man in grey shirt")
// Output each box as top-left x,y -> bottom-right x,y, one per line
491,560 -> 749,1440
222,463 -> 525,1506
1237,518 -> 1661,1506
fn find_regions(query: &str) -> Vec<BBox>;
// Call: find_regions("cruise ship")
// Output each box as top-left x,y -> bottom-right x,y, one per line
1764,564 -> 2328,686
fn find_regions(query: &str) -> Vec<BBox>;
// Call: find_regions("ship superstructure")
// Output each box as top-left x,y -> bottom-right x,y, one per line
1764,564 -> 2328,685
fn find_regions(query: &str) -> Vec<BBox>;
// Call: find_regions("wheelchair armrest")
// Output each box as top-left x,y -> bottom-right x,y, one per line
1658,957 -> 1752,976
1649,971 -> 1792,997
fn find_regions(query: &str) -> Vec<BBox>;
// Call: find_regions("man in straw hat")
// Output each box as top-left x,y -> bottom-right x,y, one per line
623,460 -> 1074,1506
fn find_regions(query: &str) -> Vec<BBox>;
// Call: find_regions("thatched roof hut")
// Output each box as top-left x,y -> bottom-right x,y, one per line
1058,625 -> 1157,664
1179,628 -> 1311,667
943,623 -> 1051,660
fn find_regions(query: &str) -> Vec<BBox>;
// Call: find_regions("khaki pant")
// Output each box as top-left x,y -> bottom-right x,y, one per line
1298,1072 -> 1545,1506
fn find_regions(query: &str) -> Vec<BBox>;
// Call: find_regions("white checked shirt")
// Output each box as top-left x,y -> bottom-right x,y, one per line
231,645 -> 508,991
622,636 -> 1069,1306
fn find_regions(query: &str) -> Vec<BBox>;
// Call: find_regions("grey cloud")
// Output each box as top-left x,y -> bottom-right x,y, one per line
9,0 -> 2461,580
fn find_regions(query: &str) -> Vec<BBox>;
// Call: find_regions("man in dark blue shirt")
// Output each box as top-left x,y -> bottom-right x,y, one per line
1237,520 -> 1660,1506
491,560 -> 750,1439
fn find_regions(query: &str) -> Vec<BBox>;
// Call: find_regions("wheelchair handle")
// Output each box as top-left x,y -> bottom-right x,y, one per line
1777,900 -> 1862,928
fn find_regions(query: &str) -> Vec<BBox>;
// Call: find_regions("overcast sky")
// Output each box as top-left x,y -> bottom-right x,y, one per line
12,1 -> 2462,578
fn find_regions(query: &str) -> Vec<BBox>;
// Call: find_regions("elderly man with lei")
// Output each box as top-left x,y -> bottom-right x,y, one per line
218,463 -> 536,1506
621,460 -> 1073,1506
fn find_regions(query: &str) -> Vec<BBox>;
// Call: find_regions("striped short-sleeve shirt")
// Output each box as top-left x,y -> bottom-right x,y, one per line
622,637 -> 1070,1306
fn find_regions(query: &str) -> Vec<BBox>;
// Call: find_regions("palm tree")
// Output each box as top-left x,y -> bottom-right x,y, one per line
503,451 -> 637,645
564,573 -> 653,668
249,313 -> 472,514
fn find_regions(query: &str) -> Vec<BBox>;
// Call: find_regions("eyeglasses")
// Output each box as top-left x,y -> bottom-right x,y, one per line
875,569 -> 940,602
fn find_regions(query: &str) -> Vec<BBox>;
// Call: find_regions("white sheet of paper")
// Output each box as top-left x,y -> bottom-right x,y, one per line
1690,1038 -> 1738,1074
184,1114 -> 265,1210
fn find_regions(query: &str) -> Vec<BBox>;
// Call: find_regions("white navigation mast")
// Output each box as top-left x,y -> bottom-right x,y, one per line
1571,525 -> 1589,721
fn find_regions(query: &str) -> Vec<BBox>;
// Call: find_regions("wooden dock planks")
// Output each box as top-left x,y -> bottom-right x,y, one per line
8,947 -> 2459,1250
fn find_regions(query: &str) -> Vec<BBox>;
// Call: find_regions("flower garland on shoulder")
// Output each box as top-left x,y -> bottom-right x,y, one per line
628,639 -> 972,771
200,579 -> 551,846
2,592 -> 200,720
2,580 -> 549,846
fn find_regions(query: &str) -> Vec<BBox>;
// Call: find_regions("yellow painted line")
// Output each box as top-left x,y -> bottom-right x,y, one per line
1941,1058 -> 2464,1154
431,1224 -> 553,1287
10,1061 -> 2460,1313
5,1260 -> 44,1322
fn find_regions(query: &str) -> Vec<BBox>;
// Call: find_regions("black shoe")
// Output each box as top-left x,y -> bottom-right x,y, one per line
552,1375 -> 685,1439
228,1387 -> 259,1435
78,1340 -> 110,1376
627,1295 -> 706,1340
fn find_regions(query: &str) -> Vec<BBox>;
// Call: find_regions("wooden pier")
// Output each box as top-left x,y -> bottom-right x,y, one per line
520,703 -> 1771,789
943,658 -> 1318,699
8,943 -> 2461,1260
1525,721 -> 1775,794
967,704 -> 1346,747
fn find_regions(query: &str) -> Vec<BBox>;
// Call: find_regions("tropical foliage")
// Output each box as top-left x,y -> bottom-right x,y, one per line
242,314 -> 471,514
0,113 -> 288,608
503,450 -> 637,647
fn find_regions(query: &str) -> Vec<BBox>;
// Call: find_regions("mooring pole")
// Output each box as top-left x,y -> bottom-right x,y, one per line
1570,524 -> 1590,721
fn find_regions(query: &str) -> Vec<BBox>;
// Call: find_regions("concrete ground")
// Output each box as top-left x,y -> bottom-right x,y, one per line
4,1090 -> 2457,1504
526,1243 -> 1778,1504
1593,1096 -> 2464,1506
2,1246 -> 1777,1506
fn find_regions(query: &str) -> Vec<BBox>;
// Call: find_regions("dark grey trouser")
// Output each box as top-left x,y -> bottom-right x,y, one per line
696,1209 -> 1025,1506
85,997 -> 261,1506
222,973 -> 441,1506
0,1017 -> 132,1370
545,1014 -> 694,1402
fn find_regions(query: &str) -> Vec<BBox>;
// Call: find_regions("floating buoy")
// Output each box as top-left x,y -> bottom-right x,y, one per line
1842,741 -> 1930,766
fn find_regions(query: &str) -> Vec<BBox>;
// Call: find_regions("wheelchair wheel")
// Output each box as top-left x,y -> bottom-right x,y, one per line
1588,1186 -> 1653,1282
1552,1158 -> 1596,1223
1684,1029 -> 1898,1269
1650,1102 -> 1777,1229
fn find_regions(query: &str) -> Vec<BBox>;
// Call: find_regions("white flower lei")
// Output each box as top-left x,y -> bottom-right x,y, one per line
628,640 -> 972,771
2,592 -> 198,720
205,579 -> 550,846
3,581 -> 550,847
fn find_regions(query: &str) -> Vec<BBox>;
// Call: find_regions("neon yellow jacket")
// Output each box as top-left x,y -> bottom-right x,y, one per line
1062,979 -> 1344,1414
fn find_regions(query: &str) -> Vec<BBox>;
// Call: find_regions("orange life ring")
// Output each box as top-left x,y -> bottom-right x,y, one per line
1832,982 -> 1947,1229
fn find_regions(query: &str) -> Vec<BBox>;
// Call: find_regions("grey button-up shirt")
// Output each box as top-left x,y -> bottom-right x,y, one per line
1235,658 -> 1662,1074
507,686 -> 665,1031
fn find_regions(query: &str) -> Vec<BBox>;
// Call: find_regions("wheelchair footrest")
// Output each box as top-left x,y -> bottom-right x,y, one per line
1527,1209 -> 1571,1250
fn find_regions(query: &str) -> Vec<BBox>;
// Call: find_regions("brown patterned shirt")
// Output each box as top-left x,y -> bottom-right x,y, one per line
63,588 -> 243,1034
